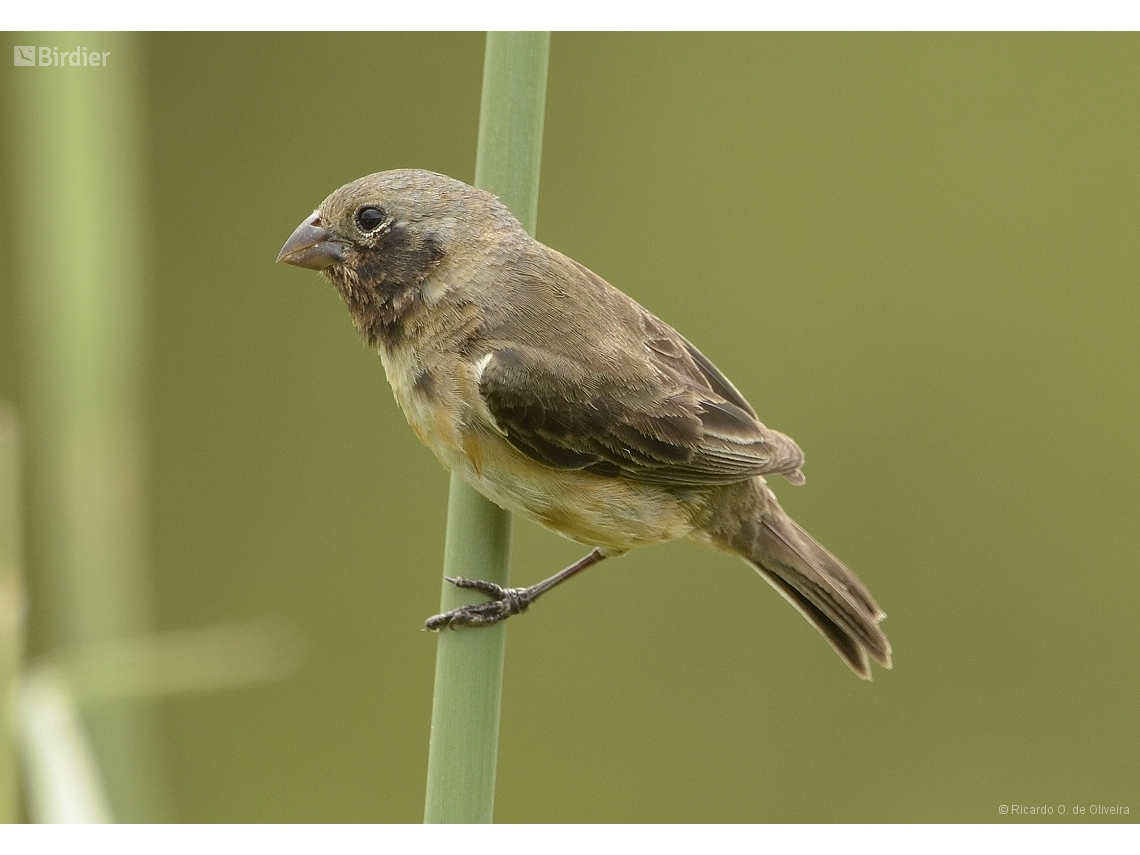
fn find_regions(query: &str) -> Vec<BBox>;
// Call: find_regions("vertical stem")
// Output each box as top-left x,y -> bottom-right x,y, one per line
474,32 -> 551,233
18,667 -> 113,823
9,32 -> 166,821
0,405 -> 24,822
423,31 -> 550,824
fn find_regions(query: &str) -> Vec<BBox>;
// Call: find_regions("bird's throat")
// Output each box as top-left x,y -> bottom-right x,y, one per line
326,235 -> 444,349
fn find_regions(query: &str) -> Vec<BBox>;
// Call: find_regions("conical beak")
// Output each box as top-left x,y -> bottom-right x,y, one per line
277,212 -> 346,270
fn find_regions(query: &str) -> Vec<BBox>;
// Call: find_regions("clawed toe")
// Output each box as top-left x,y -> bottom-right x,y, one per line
424,579 -> 532,631
445,576 -> 507,598
424,598 -> 513,631
424,552 -> 608,633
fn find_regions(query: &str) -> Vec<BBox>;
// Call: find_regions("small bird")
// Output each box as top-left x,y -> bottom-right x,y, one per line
278,169 -> 891,679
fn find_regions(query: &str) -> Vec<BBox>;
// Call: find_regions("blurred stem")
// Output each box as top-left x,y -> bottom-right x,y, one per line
18,667 -> 112,824
17,618 -> 296,824
10,33 -> 167,820
43,618 -> 299,704
423,31 -> 550,824
1,405 -> 25,822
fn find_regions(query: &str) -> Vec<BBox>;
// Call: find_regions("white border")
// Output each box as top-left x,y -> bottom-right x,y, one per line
4,1 -> 1140,32
0,823 -> 1136,852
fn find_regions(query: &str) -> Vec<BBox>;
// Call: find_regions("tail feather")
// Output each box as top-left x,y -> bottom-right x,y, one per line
757,569 -> 874,678
723,482 -> 892,680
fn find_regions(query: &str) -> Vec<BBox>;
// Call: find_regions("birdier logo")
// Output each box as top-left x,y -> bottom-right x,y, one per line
13,45 -> 111,67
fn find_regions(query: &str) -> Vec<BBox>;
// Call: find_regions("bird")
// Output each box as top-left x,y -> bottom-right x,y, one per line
277,168 -> 891,679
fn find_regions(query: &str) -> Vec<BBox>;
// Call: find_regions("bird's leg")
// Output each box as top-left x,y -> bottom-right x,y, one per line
424,548 -> 608,631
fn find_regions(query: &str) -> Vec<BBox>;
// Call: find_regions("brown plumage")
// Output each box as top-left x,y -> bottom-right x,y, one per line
278,169 -> 891,679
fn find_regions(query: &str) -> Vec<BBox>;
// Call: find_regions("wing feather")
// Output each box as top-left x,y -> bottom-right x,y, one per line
477,308 -> 805,487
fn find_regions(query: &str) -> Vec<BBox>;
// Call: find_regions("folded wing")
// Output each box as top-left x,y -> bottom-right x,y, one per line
477,309 -> 805,487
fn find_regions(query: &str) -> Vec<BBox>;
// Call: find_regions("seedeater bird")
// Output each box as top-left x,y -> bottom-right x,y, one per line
278,169 -> 891,679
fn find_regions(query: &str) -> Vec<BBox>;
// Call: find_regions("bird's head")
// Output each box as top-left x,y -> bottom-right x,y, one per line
277,169 -> 522,347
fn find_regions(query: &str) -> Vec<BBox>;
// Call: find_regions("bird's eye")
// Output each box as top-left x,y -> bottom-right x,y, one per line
356,207 -> 387,233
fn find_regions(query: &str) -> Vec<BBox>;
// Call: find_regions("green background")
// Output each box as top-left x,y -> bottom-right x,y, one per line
2,32 -> 1137,822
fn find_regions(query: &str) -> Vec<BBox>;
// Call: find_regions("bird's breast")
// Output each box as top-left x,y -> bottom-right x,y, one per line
379,343 -> 472,468
378,341 -> 698,552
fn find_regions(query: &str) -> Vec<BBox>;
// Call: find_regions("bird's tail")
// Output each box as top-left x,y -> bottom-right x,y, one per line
711,480 -> 892,679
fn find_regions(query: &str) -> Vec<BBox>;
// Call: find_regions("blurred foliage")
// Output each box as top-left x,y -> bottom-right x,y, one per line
5,31 -> 166,821
0,404 -> 22,821
1,32 -> 1137,822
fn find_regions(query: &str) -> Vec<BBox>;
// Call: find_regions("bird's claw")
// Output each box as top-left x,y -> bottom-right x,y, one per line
446,576 -> 508,598
423,578 -> 532,631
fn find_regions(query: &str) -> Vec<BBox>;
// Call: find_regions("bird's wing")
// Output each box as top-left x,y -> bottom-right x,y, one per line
476,308 -> 805,487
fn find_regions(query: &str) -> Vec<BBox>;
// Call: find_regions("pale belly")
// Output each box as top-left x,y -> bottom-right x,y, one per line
446,431 -> 697,553
379,345 -> 696,553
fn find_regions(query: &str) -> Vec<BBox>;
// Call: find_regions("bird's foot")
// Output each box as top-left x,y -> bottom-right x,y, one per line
423,577 -> 533,630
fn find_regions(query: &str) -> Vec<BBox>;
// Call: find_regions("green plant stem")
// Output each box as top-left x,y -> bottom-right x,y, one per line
423,31 -> 550,825
18,666 -> 112,823
0,405 -> 24,822
10,32 -> 166,821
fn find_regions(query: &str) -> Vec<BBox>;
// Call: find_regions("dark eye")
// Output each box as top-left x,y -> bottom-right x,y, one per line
356,206 -> 387,233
